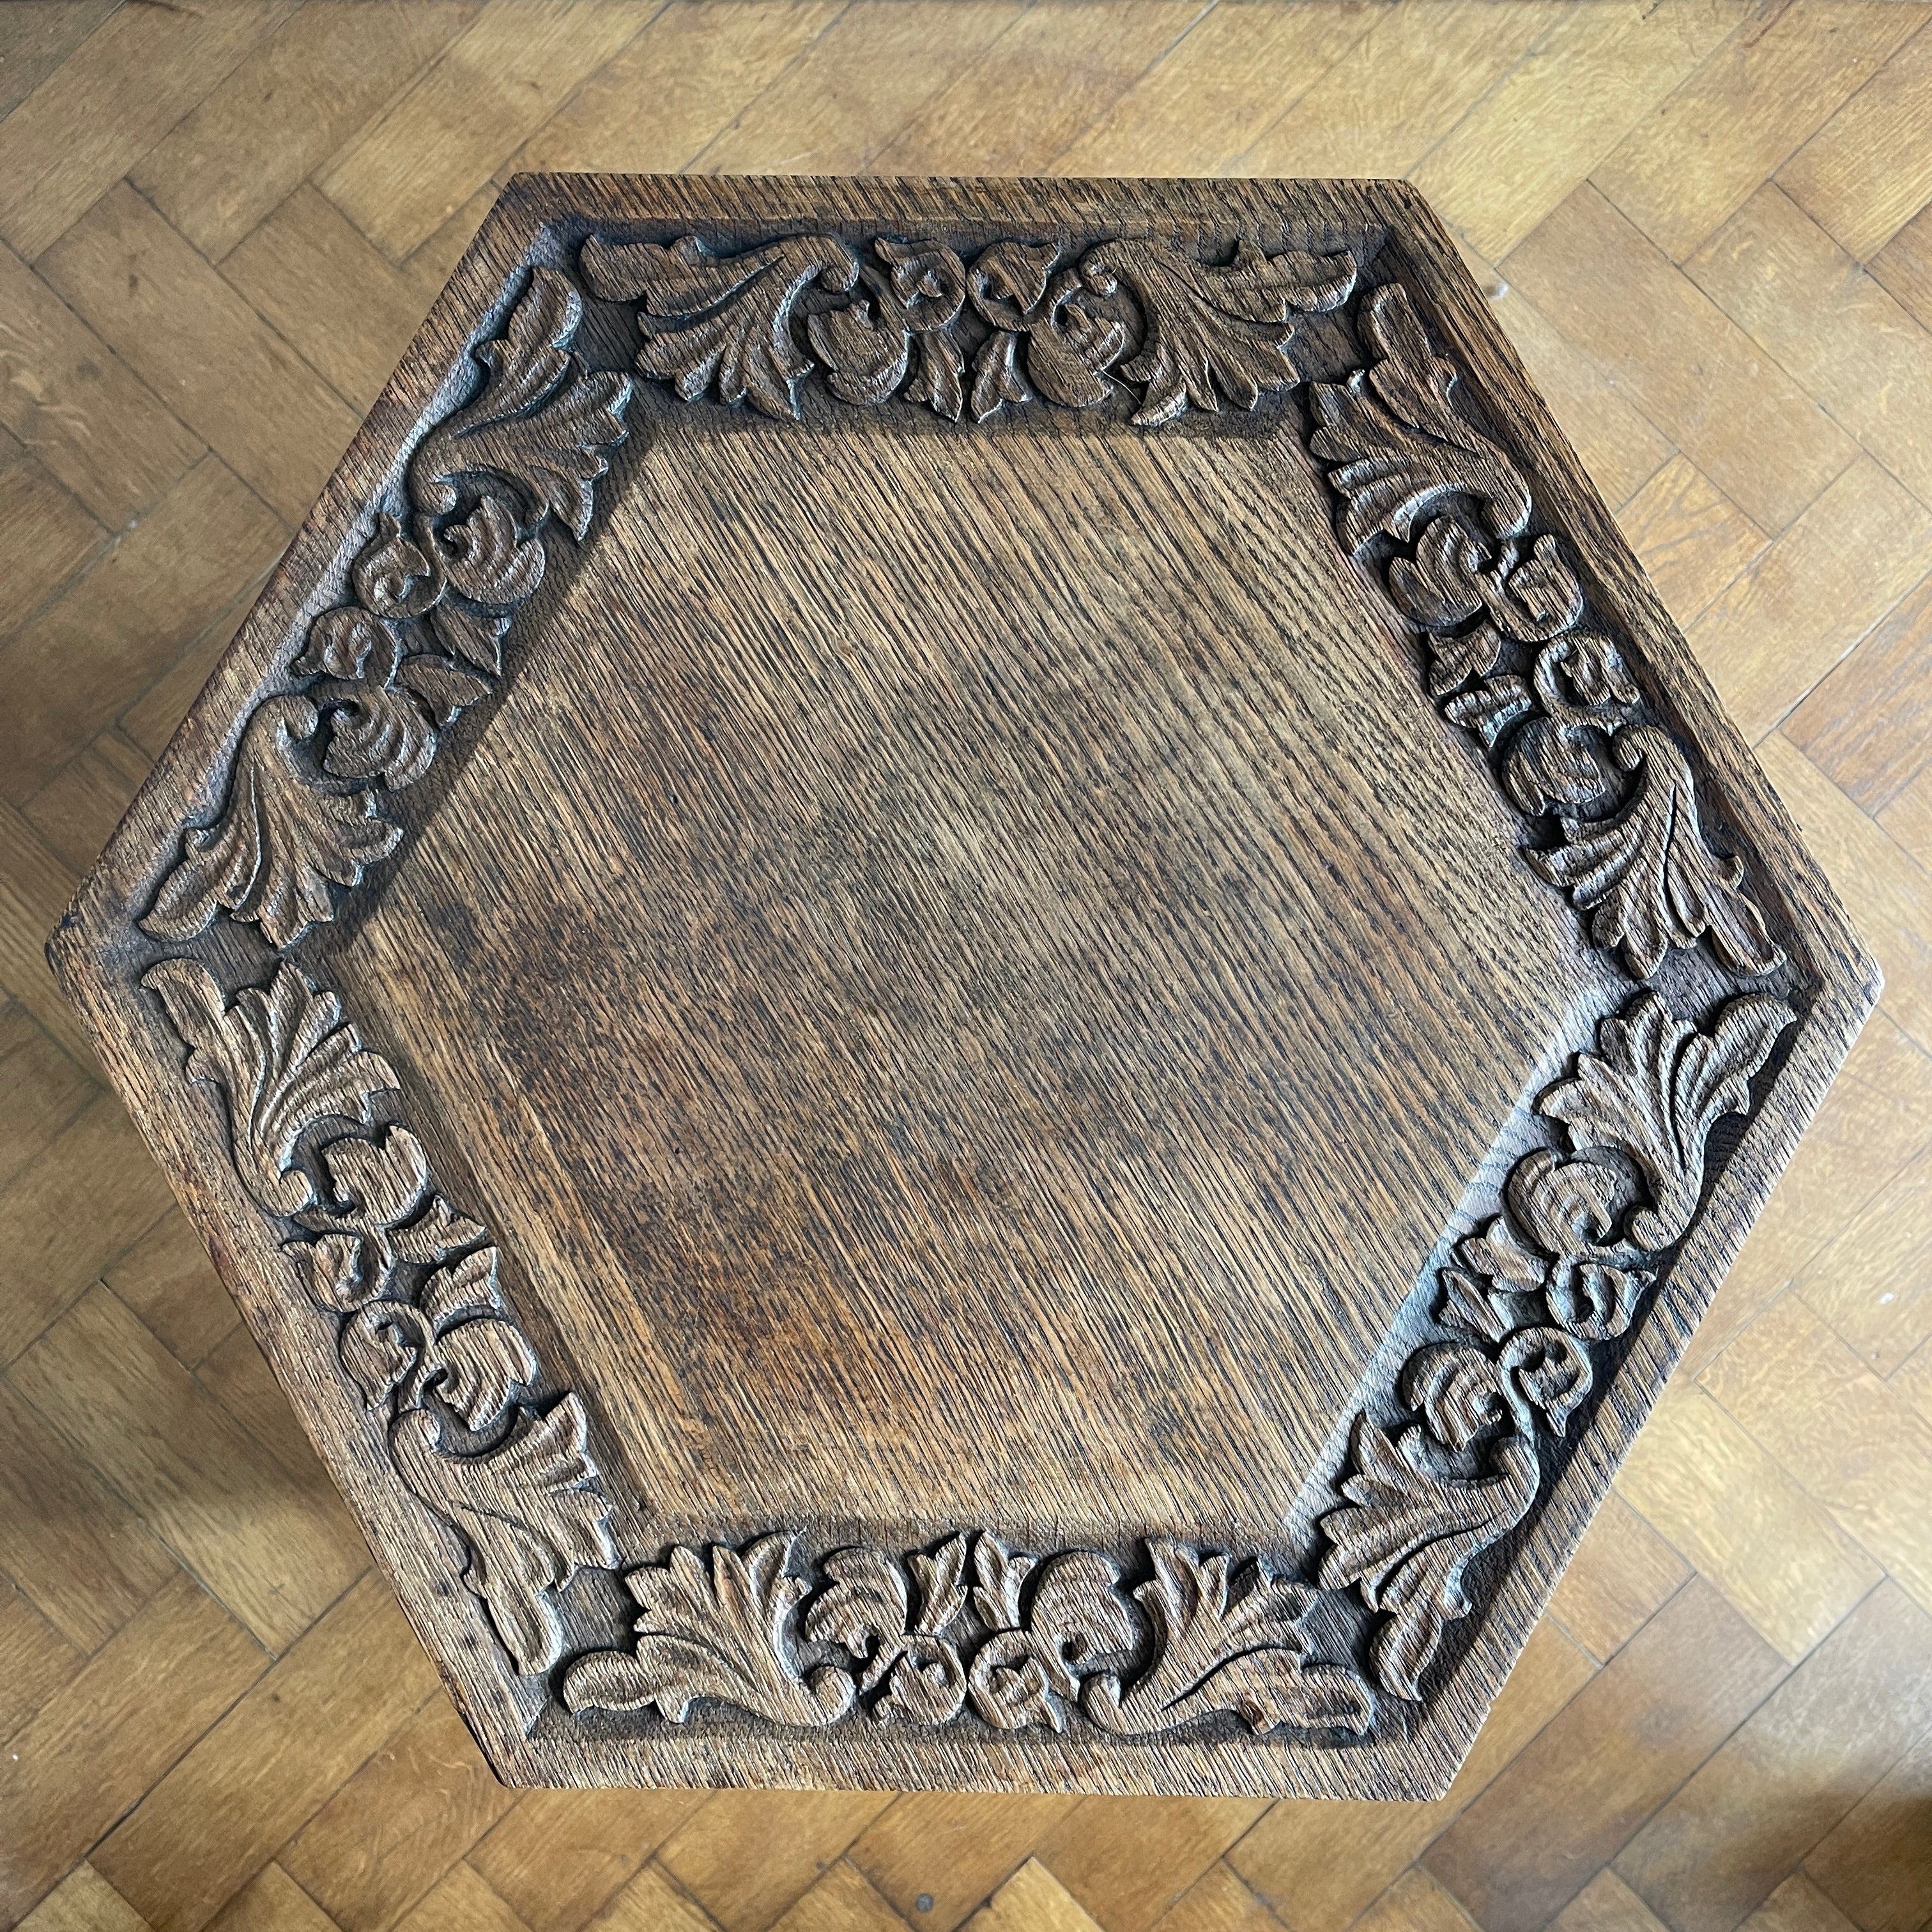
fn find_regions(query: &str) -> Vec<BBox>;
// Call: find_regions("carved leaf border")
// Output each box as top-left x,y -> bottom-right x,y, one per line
130,226 -> 1806,1744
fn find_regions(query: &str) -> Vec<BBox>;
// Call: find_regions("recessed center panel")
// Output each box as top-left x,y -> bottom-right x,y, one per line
342,403 -> 1593,1547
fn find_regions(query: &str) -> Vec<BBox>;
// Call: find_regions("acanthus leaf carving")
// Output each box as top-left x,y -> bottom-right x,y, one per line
581,233 -> 860,422
148,264 -> 627,954
396,655 -> 494,726
353,513 -> 440,617
1319,1408 -> 1540,1703
1530,726 -> 1786,981
1300,273 -> 1782,986
564,1534 -> 857,1727
392,1395 -> 614,1675
1084,1540 -> 1372,1736
1541,990 -> 1795,1252
589,229 -> 1351,429
1310,284 -> 1532,552
565,1531 -> 1368,1738
291,606 -> 399,683
143,959 -> 397,1216
142,698 -> 404,949
410,268 -> 632,537
1081,236 -> 1354,428
307,1125 -> 432,1243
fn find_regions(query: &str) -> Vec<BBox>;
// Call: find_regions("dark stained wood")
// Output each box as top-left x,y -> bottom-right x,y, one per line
50,176 -> 1877,1800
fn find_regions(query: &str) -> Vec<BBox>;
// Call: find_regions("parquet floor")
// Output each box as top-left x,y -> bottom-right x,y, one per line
3,3 -> 1932,1931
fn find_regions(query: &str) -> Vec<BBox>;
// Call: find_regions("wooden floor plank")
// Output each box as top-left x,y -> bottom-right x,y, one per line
468,1789 -> 710,1932
1233,1 -> 1558,183
280,1698 -> 518,1932
0,457 -> 287,806
1408,0 -> 1744,263
130,1 -> 483,265
507,1 -> 845,178
1227,1622 -> 1598,1932
1056,0 -> 1377,178
8,1287 -> 371,1653
1545,1492 -> 1693,1666
91,1573 -> 442,1932
1613,1583 -> 1932,1932
1685,184 -> 1932,512
313,0 -> 647,263
1591,1 -> 1921,264
1614,1383 -> 1883,1664
1776,24 -> 1932,264
0,0 -> 295,263
1423,1583 -> 1788,1932
1684,458 -> 1932,745
0,1572 -> 268,1926
1505,181 -> 1859,533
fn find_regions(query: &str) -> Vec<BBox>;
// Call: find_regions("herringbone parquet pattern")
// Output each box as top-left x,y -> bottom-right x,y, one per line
3,6 -> 1931,1932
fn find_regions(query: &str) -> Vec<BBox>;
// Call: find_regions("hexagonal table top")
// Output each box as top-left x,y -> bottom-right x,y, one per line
54,176 -> 1874,1799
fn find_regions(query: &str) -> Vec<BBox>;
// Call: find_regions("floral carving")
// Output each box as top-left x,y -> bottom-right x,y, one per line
1541,988 -> 1795,1250
142,958 -> 614,1675
131,223 -> 1807,1750
563,1534 -> 859,1727
410,272 -> 632,539
967,1538 -> 1137,1733
144,957 -> 398,1216
1311,285 -> 1531,552
808,239 -> 970,416
1303,281 -> 1781,987
142,698 -> 405,949
148,235 -> 1782,997
585,229 -> 1351,429
964,237 -> 1130,420
1529,726 -> 1783,980
1082,237 -> 1354,427
565,1530 -> 1372,1738
143,268 -> 631,950
805,1535 -> 973,1724
1319,985 -> 1793,1700
1084,1540 -> 1373,1736
580,233 -> 861,420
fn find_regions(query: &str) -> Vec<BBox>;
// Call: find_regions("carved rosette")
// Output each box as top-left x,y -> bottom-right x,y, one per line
133,224 -> 1805,1744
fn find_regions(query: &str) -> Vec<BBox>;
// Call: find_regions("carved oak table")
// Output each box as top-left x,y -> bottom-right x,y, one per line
54,177 -> 1875,1800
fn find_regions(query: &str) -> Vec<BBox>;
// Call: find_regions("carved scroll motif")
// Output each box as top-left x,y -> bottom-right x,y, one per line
130,231 -> 1807,1742
144,269 -> 632,950
1318,985 -> 1793,1699
580,229 -> 1357,425
144,959 -> 615,1675
564,1531 -> 1374,1739
1306,282 -> 1782,985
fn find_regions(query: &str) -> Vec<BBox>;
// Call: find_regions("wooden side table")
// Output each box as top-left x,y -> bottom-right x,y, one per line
53,176 -> 1874,1799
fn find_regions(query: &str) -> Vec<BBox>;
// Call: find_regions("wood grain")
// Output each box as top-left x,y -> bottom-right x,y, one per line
43,169 -> 1876,1800
6,3 -> 1932,1926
